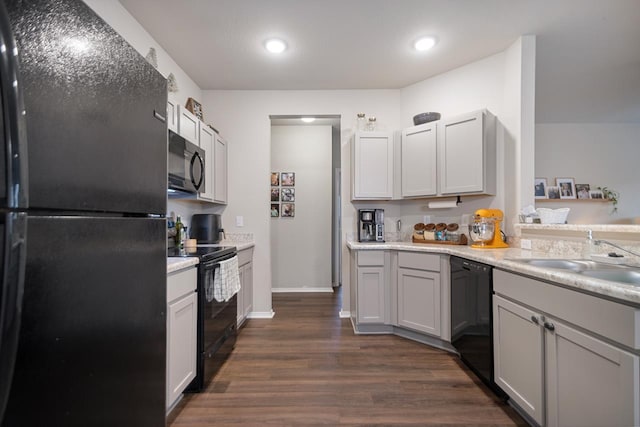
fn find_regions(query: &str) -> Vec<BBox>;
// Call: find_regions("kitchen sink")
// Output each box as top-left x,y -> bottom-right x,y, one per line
513,259 -> 586,272
507,258 -> 640,287
580,270 -> 640,286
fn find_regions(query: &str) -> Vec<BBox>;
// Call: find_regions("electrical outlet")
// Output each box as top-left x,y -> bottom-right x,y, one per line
236,216 -> 244,227
521,239 -> 532,250
423,215 -> 431,224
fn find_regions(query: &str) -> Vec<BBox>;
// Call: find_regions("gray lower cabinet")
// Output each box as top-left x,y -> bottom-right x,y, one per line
351,251 -> 387,325
397,252 -> 441,336
493,295 -> 545,424
357,266 -> 386,323
166,267 -> 198,410
237,247 -> 254,326
494,270 -> 640,427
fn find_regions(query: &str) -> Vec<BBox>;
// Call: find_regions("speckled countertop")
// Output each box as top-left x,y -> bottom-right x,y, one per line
167,257 -> 199,274
347,240 -> 640,306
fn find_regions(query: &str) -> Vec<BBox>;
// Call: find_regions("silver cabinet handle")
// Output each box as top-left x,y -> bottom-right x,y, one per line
544,321 -> 555,331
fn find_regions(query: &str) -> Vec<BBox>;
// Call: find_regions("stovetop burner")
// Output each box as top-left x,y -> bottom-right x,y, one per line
167,245 -> 236,261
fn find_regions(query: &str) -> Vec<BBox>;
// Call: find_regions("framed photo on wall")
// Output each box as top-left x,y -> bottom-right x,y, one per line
270,188 -> 280,202
281,203 -> 295,217
281,172 -> 295,186
556,178 -> 576,199
534,178 -> 548,199
281,188 -> 295,202
271,172 -> 280,186
575,184 -> 591,199
270,204 -> 280,217
590,190 -> 604,199
547,186 -> 561,199
185,97 -> 203,121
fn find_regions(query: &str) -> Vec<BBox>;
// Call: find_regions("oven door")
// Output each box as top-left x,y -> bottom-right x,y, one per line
168,130 -> 204,195
187,252 -> 238,392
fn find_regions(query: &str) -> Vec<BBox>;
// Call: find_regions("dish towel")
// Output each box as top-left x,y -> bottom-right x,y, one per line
212,255 -> 241,302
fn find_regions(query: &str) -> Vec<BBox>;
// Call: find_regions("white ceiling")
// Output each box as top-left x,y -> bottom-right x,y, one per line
119,0 -> 640,123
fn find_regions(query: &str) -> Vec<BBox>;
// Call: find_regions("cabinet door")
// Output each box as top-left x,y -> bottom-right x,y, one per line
213,133 -> 228,204
167,291 -> 197,408
439,111 -> 484,194
244,262 -> 253,318
352,132 -> 393,199
178,105 -> 199,144
197,122 -> 214,202
167,100 -> 178,133
493,295 -> 544,425
357,266 -> 385,323
397,267 -> 440,336
545,319 -> 639,427
401,124 -> 437,197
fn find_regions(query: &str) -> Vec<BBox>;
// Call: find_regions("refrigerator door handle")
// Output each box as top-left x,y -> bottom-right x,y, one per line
0,2 -> 27,209
153,110 -> 166,123
0,212 -> 26,421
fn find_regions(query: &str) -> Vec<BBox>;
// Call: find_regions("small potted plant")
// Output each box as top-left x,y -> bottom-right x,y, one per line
597,186 -> 619,214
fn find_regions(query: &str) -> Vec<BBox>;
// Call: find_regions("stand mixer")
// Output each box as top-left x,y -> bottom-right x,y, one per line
469,209 -> 509,249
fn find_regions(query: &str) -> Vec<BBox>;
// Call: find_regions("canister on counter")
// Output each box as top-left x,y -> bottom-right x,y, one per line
446,223 -> 460,242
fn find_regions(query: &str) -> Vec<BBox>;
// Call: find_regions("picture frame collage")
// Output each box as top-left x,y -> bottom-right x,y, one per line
535,177 -> 602,200
271,172 -> 295,217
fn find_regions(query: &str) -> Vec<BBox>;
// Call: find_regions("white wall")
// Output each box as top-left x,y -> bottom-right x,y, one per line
270,125 -> 333,291
201,89 -> 401,317
535,123 -> 640,224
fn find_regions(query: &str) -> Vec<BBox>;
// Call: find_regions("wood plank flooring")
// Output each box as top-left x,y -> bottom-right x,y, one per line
168,290 -> 527,426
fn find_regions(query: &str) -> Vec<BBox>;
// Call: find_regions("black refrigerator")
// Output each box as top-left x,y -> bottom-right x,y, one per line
0,1 -> 168,425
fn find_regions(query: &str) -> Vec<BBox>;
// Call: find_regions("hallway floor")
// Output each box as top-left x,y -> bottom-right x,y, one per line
168,290 -> 527,426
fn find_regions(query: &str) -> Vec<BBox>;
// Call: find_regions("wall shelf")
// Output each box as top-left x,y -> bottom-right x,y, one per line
535,198 -> 610,203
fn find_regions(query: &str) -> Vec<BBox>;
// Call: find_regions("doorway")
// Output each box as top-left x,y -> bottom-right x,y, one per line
269,115 -> 341,291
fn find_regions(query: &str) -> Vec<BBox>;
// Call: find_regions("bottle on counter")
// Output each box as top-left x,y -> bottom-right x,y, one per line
175,216 -> 184,248
366,116 -> 377,131
356,113 -> 366,131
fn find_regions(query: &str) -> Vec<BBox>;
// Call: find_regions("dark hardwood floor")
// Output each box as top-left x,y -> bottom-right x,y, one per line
168,289 -> 527,426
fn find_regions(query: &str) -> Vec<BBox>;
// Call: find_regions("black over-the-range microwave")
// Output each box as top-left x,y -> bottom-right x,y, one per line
168,130 -> 205,196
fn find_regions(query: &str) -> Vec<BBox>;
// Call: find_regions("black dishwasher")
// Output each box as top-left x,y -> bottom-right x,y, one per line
450,256 -> 505,397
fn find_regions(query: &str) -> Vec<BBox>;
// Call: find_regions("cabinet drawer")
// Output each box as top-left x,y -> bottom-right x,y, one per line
398,251 -> 440,271
238,247 -> 254,267
357,251 -> 384,267
167,267 -> 197,303
494,269 -> 640,349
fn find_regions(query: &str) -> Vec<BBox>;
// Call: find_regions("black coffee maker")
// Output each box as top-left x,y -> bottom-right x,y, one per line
358,209 -> 384,242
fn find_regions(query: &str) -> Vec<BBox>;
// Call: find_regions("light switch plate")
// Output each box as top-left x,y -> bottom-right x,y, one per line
236,216 -> 244,227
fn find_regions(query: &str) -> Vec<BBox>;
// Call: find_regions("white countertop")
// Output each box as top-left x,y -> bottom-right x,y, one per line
347,240 -> 640,306
167,257 -> 199,274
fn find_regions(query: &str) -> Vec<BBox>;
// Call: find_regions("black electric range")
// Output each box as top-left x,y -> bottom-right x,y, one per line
167,245 -> 236,261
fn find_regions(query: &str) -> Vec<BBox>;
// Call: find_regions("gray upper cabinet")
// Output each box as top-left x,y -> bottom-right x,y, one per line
439,109 -> 496,195
351,131 -> 394,200
401,123 -> 437,197
399,109 -> 497,199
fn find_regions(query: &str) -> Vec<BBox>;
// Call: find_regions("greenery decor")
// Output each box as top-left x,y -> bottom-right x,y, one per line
597,186 -> 619,214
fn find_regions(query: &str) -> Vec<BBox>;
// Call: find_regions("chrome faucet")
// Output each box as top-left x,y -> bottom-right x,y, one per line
587,229 -> 640,258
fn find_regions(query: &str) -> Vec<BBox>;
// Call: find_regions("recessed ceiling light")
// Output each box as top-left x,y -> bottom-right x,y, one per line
301,117 -> 315,123
265,38 -> 287,54
414,37 -> 436,52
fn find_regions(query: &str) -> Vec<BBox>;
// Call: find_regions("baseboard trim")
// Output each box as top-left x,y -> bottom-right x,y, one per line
247,310 -> 275,319
272,287 -> 334,293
